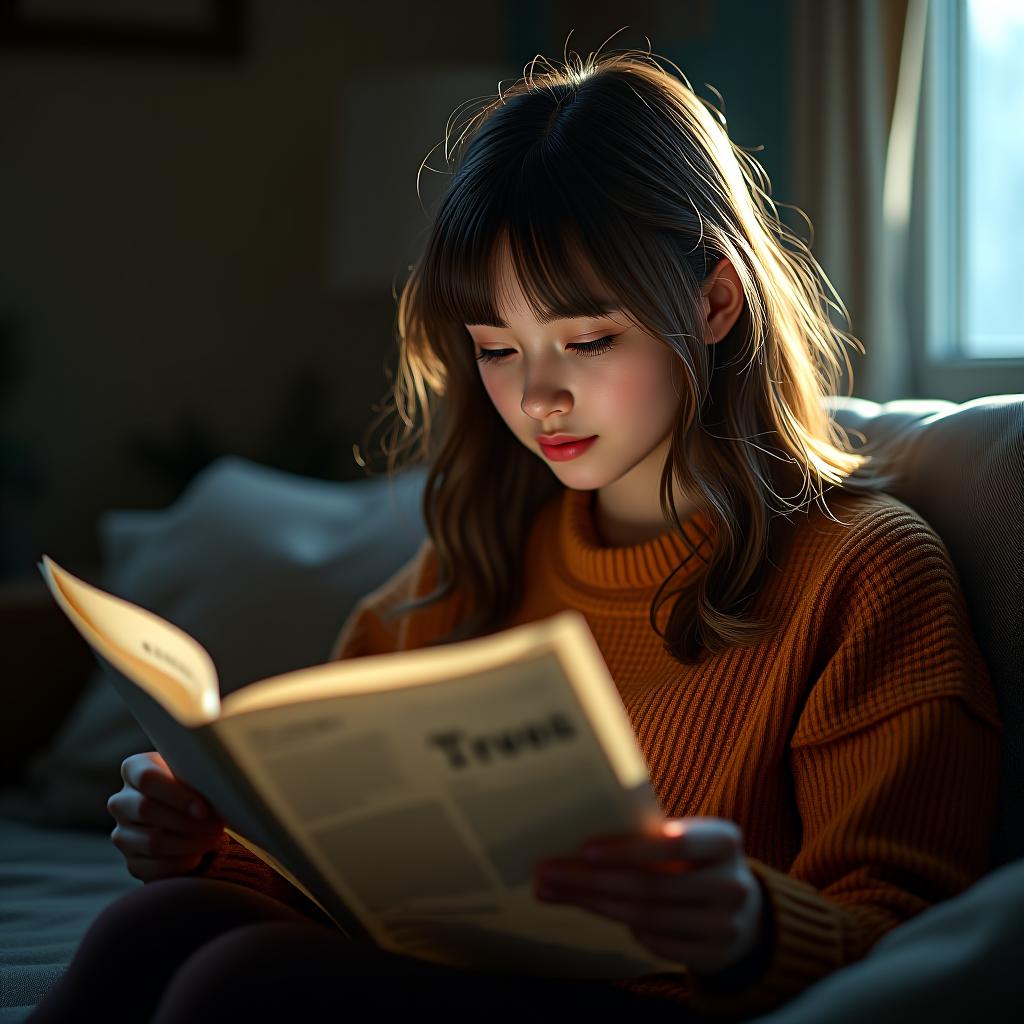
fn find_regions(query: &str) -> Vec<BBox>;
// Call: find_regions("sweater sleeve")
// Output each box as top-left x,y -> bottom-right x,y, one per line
178,539 -> 437,913
180,831 -> 337,928
684,515 -> 1004,1020
326,537 -> 435,661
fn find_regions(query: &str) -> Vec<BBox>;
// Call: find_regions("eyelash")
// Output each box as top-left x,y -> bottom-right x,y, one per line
474,335 -> 618,364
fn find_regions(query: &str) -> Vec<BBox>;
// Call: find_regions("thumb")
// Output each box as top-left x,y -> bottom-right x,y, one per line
662,817 -> 743,863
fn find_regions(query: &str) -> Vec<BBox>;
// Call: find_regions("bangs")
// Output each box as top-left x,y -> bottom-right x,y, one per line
419,172 -> 627,332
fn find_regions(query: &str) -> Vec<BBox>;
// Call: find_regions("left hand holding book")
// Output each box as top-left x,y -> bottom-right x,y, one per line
108,750 -> 228,882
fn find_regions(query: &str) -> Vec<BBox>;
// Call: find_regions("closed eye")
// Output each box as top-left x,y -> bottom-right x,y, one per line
474,335 -> 618,365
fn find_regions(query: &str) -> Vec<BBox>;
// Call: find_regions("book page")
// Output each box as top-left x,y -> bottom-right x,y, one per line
220,610 -> 651,792
214,614 -> 686,981
38,556 -> 220,727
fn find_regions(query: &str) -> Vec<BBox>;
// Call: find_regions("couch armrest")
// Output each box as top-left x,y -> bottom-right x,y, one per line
0,576 -> 96,786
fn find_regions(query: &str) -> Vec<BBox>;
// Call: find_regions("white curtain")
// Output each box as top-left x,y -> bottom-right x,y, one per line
791,0 -> 930,402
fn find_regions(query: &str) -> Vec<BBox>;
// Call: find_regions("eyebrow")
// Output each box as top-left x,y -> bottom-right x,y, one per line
465,301 -> 620,329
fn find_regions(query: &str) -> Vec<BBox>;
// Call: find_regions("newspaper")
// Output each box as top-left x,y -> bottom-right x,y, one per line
39,554 -> 689,980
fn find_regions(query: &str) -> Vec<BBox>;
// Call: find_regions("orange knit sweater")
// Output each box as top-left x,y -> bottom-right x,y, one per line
189,485 -> 1003,1019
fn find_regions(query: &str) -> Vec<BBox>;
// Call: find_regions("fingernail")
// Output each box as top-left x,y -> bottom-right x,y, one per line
189,802 -> 207,819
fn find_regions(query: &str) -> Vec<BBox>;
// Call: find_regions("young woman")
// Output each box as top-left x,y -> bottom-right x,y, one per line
29,42 -> 1002,1023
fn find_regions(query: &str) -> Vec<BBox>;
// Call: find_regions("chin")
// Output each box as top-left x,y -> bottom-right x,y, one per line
546,464 -> 615,490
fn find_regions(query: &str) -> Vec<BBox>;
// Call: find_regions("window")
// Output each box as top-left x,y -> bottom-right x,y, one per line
962,0 -> 1024,358
914,0 -> 1024,397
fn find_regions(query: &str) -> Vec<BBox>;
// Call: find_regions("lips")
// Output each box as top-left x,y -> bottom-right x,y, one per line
538,434 -> 590,445
537,435 -> 598,462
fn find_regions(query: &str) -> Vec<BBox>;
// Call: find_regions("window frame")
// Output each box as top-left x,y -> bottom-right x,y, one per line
911,0 -> 1024,399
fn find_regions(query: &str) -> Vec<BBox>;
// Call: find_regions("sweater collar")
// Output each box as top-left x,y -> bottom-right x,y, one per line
558,488 -> 716,591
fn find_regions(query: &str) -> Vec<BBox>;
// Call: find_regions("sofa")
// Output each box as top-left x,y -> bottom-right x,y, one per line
1,394 -> 1022,1022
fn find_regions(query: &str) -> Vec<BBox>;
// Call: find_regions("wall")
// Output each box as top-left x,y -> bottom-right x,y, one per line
0,0 -> 791,579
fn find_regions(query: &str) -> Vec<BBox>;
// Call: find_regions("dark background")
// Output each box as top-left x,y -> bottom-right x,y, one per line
0,0 -> 793,581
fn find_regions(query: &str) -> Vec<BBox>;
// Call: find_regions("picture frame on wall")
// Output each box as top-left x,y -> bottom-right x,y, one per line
0,0 -> 247,58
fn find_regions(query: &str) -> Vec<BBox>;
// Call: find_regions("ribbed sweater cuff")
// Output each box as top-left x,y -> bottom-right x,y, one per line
686,857 -> 856,1019
184,831 -> 260,885
181,832 -> 335,927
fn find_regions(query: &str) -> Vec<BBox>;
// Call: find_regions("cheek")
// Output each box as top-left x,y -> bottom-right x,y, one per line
591,361 -> 676,424
480,372 -> 514,416
479,372 -> 529,433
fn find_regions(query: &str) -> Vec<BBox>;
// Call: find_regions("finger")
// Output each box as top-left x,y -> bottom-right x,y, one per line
537,862 -> 744,908
144,750 -> 169,772
126,755 -> 214,820
583,818 -> 742,866
120,790 -> 225,838
113,822 -> 222,860
121,751 -> 172,792
541,890 -> 739,945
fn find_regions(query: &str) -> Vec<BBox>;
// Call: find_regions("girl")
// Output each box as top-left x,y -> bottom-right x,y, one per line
30,41 -> 1002,1023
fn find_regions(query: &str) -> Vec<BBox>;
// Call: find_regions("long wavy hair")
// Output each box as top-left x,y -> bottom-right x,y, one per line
354,41 -> 903,665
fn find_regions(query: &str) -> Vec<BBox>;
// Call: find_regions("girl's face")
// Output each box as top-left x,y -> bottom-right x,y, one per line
464,249 -> 684,495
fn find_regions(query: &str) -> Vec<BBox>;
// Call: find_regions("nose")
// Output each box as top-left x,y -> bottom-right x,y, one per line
521,379 -> 573,421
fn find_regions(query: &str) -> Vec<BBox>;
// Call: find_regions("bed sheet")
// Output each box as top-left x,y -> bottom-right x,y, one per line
0,816 -> 137,1021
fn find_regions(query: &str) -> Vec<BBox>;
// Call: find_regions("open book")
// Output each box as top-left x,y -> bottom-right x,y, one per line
39,554 -> 690,981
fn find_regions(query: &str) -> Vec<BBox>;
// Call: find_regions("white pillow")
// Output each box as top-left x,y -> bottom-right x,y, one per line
0,456 -> 428,830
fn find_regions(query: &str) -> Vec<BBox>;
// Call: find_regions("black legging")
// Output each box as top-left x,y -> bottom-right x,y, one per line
26,878 -> 699,1022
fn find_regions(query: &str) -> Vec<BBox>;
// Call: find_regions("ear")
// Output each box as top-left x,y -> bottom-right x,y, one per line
701,257 -> 745,344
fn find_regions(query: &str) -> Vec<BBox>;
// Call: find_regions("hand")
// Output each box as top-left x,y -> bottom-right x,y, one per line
107,751 -> 227,882
532,817 -> 766,975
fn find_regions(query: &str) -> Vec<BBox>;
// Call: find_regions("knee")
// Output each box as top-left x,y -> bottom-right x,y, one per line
98,877 -> 236,917
179,920 -> 348,970
92,878 -> 306,935
152,921 -> 366,1021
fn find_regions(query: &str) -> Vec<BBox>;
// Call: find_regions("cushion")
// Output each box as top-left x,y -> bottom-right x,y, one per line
744,855 -> 1024,1023
826,394 -> 1024,866
0,456 -> 428,830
